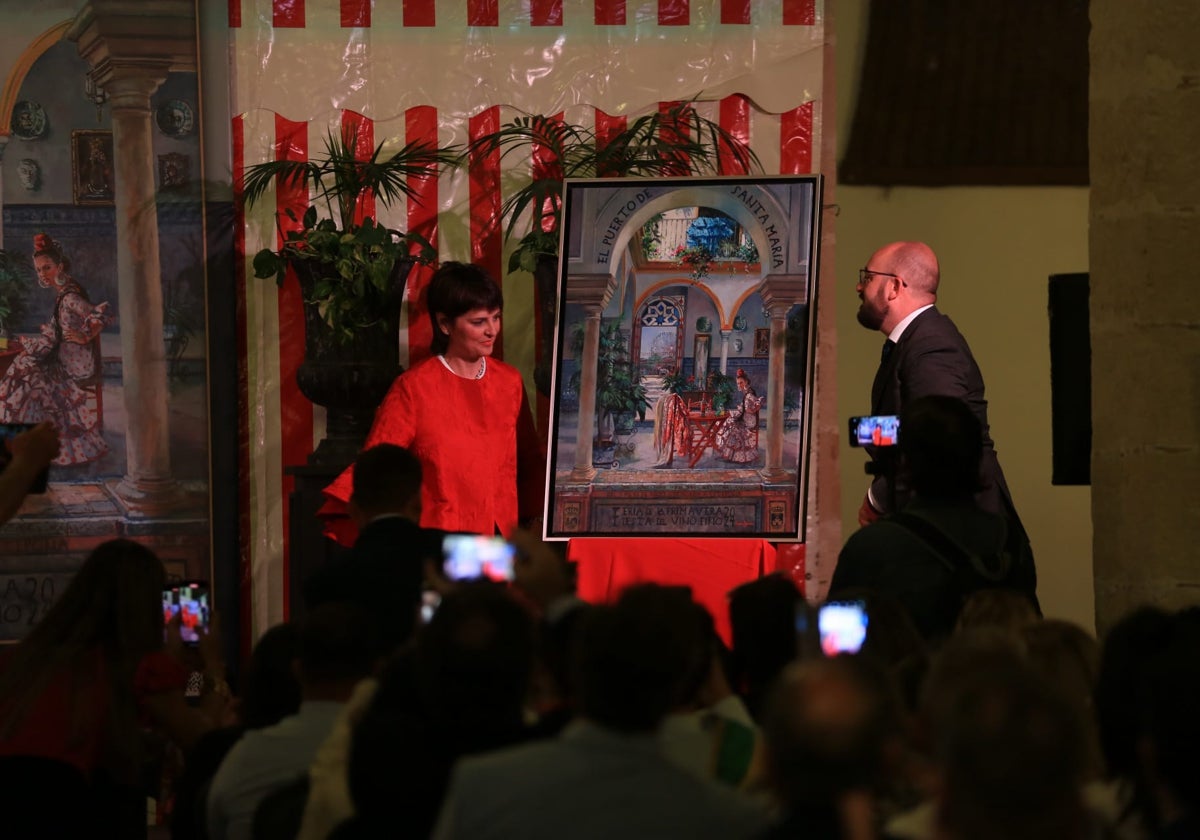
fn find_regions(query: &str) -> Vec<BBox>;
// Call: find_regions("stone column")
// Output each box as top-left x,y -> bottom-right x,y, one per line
758,275 -> 809,482
98,60 -> 181,515
567,273 -> 615,483
718,329 -> 732,374
1090,0 -> 1200,633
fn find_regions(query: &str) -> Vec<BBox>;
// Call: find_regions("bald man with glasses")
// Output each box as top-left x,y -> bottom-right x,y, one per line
852,241 -> 1036,596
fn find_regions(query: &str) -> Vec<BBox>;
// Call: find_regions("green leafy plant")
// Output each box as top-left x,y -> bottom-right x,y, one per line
568,320 -> 651,433
163,246 -> 205,379
730,241 -> 760,264
640,214 -> 664,259
467,102 -> 761,274
242,127 -> 459,343
660,367 -> 695,395
706,369 -> 738,413
0,251 -> 32,333
673,243 -> 715,282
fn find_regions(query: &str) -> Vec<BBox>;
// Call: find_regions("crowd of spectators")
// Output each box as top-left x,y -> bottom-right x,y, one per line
0,415 -> 1196,840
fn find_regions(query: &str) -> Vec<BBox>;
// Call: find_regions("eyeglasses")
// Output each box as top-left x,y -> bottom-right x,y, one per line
858,268 -> 905,287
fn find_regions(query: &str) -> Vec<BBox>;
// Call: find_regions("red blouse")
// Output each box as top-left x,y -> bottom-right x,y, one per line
324,356 -> 545,540
0,649 -> 187,776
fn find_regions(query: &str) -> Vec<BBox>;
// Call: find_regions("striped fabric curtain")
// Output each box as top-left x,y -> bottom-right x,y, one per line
229,0 -> 825,633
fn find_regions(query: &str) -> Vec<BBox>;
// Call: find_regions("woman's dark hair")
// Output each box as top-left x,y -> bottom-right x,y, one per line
32,232 -> 70,273
426,261 -> 503,356
239,622 -> 302,729
727,573 -> 802,721
0,539 -> 165,778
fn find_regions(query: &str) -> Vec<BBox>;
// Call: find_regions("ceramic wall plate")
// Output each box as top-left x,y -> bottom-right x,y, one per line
156,99 -> 194,137
10,100 -> 47,140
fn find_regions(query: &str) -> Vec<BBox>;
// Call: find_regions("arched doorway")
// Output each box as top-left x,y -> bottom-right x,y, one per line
632,294 -> 684,379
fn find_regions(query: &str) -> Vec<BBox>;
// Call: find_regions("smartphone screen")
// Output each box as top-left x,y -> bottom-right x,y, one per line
163,582 -> 210,645
0,423 -> 49,493
442,535 -> 516,582
818,600 -> 868,656
848,415 -> 900,448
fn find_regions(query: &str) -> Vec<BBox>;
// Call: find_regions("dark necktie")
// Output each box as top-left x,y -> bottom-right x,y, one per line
880,339 -> 896,364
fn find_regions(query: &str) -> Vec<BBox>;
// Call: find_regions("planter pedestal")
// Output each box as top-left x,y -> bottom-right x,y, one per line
291,257 -> 412,466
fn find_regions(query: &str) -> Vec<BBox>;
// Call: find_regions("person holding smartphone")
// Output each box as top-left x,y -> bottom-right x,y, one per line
322,262 -> 545,543
0,539 -> 229,834
830,396 -> 1036,640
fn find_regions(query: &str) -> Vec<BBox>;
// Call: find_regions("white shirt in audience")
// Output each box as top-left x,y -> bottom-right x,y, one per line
206,700 -> 345,840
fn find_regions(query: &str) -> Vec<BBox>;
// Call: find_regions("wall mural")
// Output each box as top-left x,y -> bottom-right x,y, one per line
0,3 -> 211,641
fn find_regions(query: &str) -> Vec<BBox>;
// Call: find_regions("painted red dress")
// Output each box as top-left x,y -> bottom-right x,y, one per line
323,355 -> 545,541
716,389 -> 764,464
0,283 -> 111,466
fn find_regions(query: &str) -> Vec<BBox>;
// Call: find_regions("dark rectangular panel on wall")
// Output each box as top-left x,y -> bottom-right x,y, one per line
841,0 -> 1089,186
1048,273 -> 1090,485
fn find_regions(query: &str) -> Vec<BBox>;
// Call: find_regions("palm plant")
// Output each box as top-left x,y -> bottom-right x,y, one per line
242,126 -> 460,342
468,102 -> 760,395
469,102 -> 761,273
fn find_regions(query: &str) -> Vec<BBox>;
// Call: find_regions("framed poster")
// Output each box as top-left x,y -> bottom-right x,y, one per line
71,130 -> 115,205
544,174 -> 822,540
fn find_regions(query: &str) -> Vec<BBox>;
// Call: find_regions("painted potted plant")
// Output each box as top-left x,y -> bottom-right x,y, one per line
705,369 -> 738,413
242,126 -> 459,464
467,103 -> 760,396
568,319 -> 650,451
0,250 -> 32,350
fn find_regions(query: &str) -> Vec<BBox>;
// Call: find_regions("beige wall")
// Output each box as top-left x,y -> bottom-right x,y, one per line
1089,0 -> 1200,633
832,0 -> 1095,630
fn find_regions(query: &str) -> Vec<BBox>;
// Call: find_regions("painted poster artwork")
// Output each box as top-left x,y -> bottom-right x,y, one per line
0,2 -> 211,640
545,175 -> 821,540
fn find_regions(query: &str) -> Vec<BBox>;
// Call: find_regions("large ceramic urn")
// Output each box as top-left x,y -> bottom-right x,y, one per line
291,257 -> 413,466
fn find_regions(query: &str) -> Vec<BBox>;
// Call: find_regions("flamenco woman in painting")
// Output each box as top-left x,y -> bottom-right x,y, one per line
0,234 -> 112,466
716,369 -> 764,464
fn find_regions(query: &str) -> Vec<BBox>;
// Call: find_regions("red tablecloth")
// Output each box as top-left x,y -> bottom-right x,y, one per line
568,538 -> 793,644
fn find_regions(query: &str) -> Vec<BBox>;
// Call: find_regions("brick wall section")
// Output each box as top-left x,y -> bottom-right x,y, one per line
1089,1 -> 1200,633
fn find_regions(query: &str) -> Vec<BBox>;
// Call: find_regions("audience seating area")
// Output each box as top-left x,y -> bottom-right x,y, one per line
1,533 -> 1197,840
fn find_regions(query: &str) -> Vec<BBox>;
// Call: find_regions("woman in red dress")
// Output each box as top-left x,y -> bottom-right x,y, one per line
324,262 -> 545,539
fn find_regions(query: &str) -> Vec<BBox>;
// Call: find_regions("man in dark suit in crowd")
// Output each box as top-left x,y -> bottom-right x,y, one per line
854,241 -> 1031,564
304,443 -> 446,647
832,395 -> 1037,638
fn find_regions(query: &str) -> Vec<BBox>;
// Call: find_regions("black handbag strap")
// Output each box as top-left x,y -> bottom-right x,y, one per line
889,511 -> 1009,583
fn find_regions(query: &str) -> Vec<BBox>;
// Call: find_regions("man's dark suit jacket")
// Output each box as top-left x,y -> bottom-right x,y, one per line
303,516 -> 446,648
869,307 -> 1025,534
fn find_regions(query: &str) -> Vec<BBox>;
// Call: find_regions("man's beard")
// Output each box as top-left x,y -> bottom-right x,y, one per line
857,300 -> 884,331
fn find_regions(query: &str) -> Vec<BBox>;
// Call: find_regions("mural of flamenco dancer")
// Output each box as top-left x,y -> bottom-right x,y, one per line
0,234 -> 112,466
